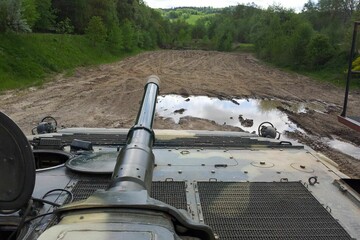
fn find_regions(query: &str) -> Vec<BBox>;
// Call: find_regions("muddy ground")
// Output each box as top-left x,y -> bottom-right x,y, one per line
1,50 -> 359,177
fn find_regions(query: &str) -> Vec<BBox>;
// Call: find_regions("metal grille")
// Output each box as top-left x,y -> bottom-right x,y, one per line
154,136 -> 299,149
70,178 -> 187,209
150,181 -> 187,209
198,182 -> 351,239
67,176 -> 109,202
56,134 -> 126,146
34,134 -> 302,149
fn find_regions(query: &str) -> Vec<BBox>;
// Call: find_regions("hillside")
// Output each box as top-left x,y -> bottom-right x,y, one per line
0,33 -> 134,91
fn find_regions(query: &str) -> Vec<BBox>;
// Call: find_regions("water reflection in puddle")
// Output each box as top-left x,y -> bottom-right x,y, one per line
156,95 -> 302,134
326,137 -> 360,160
156,95 -> 360,160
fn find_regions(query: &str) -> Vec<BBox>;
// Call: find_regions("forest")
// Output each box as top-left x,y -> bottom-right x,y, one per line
1,0 -> 360,90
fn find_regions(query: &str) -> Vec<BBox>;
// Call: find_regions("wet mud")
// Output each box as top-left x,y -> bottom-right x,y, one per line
0,50 -> 359,177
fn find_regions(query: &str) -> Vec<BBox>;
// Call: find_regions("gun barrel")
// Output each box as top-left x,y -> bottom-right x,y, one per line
108,75 -> 160,193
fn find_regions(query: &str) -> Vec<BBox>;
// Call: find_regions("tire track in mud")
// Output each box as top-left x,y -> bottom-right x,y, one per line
1,50 -> 357,127
1,50 -> 359,176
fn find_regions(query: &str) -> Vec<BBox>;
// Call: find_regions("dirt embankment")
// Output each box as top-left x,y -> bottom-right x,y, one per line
1,50 -> 359,177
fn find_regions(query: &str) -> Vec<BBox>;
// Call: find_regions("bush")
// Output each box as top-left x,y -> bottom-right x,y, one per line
56,18 -> 74,34
107,25 -> 123,53
306,34 -> 335,68
85,16 -> 107,46
22,0 -> 39,28
136,30 -> 154,49
217,31 -> 233,51
120,20 -> 136,51
33,0 -> 56,32
2,0 -> 31,32
288,22 -> 313,66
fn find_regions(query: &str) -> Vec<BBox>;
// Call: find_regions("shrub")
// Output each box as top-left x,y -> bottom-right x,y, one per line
56,17 -> 74,34
120,20 -> 136,51
306,34 -> 335,68
85,16 -> 107,46
107,25 -> 123,53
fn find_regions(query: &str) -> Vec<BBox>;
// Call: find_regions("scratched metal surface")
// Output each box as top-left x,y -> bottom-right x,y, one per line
23,129 -> 360,239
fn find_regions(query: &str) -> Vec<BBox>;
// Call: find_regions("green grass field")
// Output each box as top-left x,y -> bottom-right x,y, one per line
0,33 -> 132,91
233,43 -> 255,53
185,13 -> 216,25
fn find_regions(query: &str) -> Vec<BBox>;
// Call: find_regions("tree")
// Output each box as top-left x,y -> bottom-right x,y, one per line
178,28 -> 191,44
88,0 -> 118,30
52,0 -> 118,33
121,20 -> 136,51
51,0 -> 89,33
0,1 -> 8,32
33,0 -> 56,32
85,16 -> 107,46
107,24 -> 123,53
21,0 -> 39,28
217,31 -> 233,51
167,11 -> 179,19
289,22 -> 314,66
192,20 -> 207,39
116,0 -> 135,22
249,6 -> 317,67
4,0 -> 31,32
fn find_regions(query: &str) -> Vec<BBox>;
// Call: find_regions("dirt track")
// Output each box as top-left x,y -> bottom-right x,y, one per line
1,50 -> 359,177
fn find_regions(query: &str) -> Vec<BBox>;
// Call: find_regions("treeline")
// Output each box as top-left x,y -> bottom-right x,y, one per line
161,1 -> 360,73
183,1 -> 360,71
2,0 -> 360,75
161,7 -> 221,20
0,0 -> 175,51
0,0 -> 178,91
0,0 -> 220,51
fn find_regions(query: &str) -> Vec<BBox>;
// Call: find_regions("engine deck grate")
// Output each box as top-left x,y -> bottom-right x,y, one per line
198,182 -> 352,239
70,178 -> 187,209
33,134 -> 302,149
51,180 -> 352,239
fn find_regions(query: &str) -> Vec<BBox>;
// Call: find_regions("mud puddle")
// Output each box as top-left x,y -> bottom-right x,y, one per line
156,95 -> 359,160
156,95 -> 319,134
325,137 -> 360,160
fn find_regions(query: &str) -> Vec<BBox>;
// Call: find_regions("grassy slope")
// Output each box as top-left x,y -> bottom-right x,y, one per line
186,13 -> 216,25
234,45 -> 359,89
0,33 -> 129,91
1,33 -> 356,93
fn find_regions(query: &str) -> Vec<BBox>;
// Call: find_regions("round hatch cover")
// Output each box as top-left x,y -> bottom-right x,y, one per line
66,152 -> 117,174
0,112 -> 35,211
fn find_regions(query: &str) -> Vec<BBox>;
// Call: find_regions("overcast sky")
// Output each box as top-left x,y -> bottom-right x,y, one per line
144,0 -> 312,12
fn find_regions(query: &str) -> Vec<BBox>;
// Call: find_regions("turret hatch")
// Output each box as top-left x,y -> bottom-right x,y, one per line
0,112 -> 35,211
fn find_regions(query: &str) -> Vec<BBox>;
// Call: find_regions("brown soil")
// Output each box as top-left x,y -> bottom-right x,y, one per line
1,50 -> 359,177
